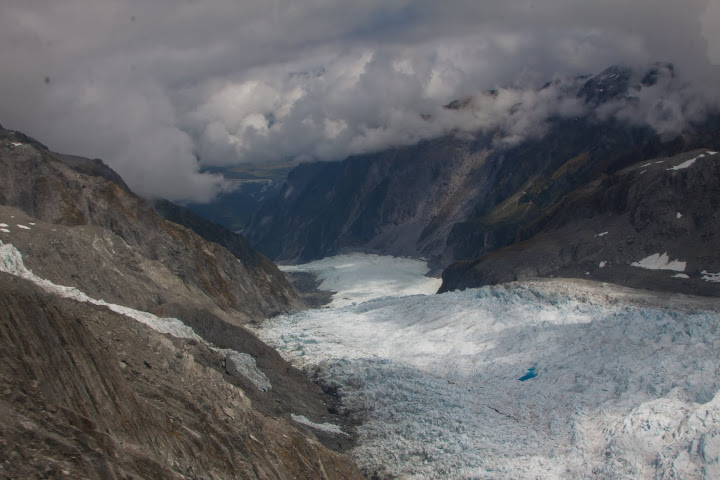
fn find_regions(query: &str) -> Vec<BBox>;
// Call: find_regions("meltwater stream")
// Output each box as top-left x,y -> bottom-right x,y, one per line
253,253 -> 720,479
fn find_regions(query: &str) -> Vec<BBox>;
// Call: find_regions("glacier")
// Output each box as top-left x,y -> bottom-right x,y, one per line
256,254 -> 720,479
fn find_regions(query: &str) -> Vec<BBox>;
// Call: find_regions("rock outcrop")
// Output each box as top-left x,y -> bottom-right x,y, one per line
244,66 -> 720,273
0,127 -> 364,477
0,272 -> 364,479
440,148 -> 720,295
0,126 -> 303,324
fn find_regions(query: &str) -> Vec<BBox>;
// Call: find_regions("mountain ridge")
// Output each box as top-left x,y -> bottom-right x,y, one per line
0,126 -> 364,478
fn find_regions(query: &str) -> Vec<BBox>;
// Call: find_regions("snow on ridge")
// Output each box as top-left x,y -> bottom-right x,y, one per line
0,240 -> 273,391
0,240 -> 200,339
666,154 -> 703,171
291,414 -> 347,436
631,252 -> 686,272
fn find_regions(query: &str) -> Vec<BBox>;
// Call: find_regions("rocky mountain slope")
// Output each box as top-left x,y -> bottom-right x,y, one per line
0,125 -> 303,323
0,126 -> 364,478
244,66 -> 720,275
0,272 -> 363,479
440,148 -> 720,295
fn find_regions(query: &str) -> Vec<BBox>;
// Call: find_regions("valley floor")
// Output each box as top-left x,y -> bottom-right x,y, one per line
254,253 -> 720,479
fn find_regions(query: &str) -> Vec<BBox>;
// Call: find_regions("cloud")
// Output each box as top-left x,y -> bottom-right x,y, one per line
1,0 -> 718,202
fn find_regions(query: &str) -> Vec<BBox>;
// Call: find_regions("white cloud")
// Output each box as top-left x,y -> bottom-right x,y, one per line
0,0 -> 718,201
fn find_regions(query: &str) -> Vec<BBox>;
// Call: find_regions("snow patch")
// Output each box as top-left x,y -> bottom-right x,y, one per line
673,273 -> 690,279
701,271 -> 720,283
0,223 -> 8,228
640,170 -> 647,174
291,414 -> 347,436
598,261 -> 607,268
16,224 -> 30,230
676,212 -> 683,219
0,229 -> 8,234
640,162 -> 652,168
0,241 -> 199,339
667,155 -> 703,171
631,252 -> 686,272
0,240 -> 270,393
595,231 -> 608,237
10,142 -> 22,147
708,151 -> 718,155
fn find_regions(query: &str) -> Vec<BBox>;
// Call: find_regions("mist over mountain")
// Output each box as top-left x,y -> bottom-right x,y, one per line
2,1 -> 719,202
241,65 -> 720,296
3,2 -> 720,478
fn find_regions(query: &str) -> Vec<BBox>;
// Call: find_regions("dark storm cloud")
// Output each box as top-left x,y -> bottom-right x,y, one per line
1,0 -> 718,201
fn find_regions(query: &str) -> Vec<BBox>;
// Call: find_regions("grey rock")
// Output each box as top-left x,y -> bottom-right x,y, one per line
224,351 -> 273,392
440,149 -> 720,296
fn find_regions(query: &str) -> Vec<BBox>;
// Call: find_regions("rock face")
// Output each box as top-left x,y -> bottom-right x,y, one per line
440,148 -> 720,295
0,126 -> 304,324
0,273 -> 364,479
246,135 -> 494,265
0,127 -> 364,477
245,66 -> 720,273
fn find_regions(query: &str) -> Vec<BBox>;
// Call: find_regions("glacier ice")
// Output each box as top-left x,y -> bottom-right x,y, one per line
256,254 -> 720,479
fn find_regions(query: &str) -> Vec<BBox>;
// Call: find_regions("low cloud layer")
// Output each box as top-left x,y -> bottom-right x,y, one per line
1,0 -> 719,202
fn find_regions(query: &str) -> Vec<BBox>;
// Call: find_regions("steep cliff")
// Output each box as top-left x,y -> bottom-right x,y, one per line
0,126 -> 364,478
0,126 -> 303,324
245,66 -> 720,271
440,148 -> 720,295
0,272 -> 363,479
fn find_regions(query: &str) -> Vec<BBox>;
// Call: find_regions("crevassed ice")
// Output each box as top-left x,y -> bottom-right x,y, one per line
280,252 -> 441,307
255,253 -> 720,479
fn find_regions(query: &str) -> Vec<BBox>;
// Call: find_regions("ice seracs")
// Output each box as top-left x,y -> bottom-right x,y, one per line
255,253 -> 720,479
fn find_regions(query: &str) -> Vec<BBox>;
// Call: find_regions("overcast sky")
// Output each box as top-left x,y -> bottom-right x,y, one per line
2,0 -> 719,202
